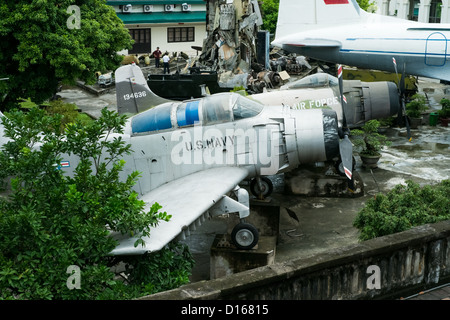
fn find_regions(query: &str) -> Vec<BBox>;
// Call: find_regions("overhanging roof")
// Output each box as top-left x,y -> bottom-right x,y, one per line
107,1 -> 205,5
117,11 -> 206,24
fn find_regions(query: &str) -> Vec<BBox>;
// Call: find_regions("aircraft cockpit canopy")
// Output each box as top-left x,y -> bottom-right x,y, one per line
131,93 -> 264,134
280,73 -> 338,90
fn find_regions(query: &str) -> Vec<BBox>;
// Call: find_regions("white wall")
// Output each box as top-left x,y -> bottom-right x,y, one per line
374,0 -> 450,23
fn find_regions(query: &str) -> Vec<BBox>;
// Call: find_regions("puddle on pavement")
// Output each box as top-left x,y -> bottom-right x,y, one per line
392,142 -> 449,153
378,127 -> 450,182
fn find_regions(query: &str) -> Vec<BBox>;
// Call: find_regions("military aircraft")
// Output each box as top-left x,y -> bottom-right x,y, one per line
0,63 -> 392,255
96,63 -> 351,254
272,0 -> 450,82
250,72 -> 399,129
85,63 -> 401,255
116,61 -> 399,130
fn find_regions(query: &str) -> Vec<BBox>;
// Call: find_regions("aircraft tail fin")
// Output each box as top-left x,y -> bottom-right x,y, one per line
274,0 -> 365,43
115,63 -> 172,115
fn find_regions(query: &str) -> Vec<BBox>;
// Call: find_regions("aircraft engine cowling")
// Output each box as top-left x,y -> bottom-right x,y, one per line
343,81 -> 400,127
293,109 -> 340,164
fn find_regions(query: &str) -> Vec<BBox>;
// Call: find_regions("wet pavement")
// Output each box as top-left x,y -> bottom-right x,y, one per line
59,85 -> 117,119
59,77 -> 450,298
401,283 -> 450,300
182,123 -> 449,284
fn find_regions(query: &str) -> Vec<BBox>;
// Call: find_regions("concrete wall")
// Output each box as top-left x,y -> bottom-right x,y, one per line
141,220 -> 450,300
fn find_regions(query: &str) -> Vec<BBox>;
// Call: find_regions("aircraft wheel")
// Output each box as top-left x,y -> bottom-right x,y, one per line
231,222 -> 259,250
250,177 -> 273,198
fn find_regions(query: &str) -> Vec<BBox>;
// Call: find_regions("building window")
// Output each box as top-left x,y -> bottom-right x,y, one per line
167,27 -> 195,43
429,0 -> 442,23
129,28 -> 152,54
410,0 -> 420,21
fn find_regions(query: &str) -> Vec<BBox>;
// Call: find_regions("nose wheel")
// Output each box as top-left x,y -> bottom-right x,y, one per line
231,222 -> 259,250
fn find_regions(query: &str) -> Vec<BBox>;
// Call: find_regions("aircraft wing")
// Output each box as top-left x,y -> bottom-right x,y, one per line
273,37 -> 341,48
110,166 -> 249,255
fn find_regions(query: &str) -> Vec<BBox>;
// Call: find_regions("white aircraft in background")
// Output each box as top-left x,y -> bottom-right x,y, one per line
272,0 -> 450,82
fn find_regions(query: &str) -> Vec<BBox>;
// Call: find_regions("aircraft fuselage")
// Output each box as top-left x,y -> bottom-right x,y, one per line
281,23 -> 450,81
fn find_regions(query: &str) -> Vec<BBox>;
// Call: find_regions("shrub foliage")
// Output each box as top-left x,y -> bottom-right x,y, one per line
0,107 -> 194,299
353,180 -> 450,241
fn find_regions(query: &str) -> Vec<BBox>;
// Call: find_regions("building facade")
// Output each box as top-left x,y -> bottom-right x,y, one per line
106,0 -> 207,56
374,0 -> 450,23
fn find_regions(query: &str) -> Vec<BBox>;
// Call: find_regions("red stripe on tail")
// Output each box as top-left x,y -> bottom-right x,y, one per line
324,0 -> 349,4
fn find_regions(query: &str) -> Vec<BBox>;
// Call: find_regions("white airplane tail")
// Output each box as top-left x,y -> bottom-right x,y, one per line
115,63 -> 172,115
274,0 -> 365,42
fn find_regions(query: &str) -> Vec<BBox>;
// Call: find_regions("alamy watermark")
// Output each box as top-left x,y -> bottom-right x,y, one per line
366,265 -> 381,290
170,125 -> 281,176
64,264 -> 381,292
66,265 -> 81,290
67,5 -> 81,30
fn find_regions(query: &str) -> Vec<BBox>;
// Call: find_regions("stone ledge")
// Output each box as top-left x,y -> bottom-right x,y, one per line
140,220 -> 450,300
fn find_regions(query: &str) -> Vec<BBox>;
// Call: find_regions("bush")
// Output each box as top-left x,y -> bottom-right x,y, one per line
405,93 -> 427,118
0,107 -> 194,299
439,98 -> 450,118
350,120 -> 391,156
353,180 -> 450,241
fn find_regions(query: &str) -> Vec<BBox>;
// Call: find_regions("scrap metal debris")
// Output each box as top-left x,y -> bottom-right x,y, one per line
132,0 -> 320,95
196,0 -> 317,93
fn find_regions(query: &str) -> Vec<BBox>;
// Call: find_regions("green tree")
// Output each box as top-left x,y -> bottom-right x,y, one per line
260,0 -> 279,36
0,0 -> 133,111
0,107 -> 194,299
356,0 -> 376,11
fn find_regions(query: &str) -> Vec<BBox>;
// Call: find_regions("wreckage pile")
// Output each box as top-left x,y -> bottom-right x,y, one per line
196,0 -> 317,93
130,0 -> 318,94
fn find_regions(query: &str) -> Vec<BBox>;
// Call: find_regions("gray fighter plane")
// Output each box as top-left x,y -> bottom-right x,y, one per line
0,63 -> 396,255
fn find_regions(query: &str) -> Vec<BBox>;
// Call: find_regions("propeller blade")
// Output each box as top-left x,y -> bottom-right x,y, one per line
337,64 -> 348,130
339,135 -> 355,192
339,135 -> 353,181
337,65 -> 354,192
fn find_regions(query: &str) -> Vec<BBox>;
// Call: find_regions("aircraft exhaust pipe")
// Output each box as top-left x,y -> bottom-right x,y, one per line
343,81 -> 400,127
362,81 -> 400,121
294,109 -> 340,164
